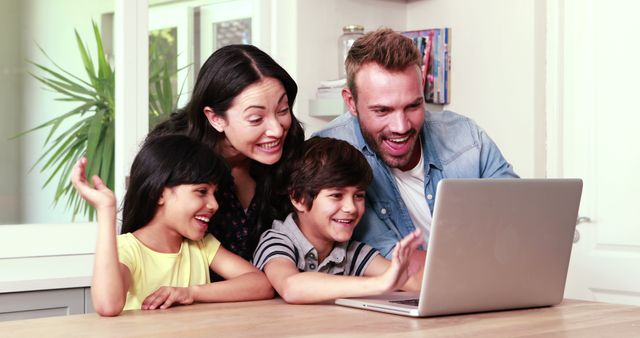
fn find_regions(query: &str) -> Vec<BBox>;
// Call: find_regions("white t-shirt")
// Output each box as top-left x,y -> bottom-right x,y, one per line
391,147 -> 432,232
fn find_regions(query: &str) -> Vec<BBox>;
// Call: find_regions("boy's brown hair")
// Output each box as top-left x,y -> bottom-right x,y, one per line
288,137 -> 373,210
345,28 -> 422,102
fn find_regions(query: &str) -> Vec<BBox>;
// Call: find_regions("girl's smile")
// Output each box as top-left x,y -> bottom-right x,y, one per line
150,183 -> 219,248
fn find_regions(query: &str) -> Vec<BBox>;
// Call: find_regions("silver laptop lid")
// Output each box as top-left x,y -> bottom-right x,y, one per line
420,178 -> 582,316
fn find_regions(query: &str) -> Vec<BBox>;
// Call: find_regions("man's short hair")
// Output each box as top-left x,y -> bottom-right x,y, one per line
288,137 -> 373,210
345,28 -> 422,102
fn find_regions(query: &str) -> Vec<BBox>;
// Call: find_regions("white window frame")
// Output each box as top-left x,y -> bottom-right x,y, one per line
115,0 -> 150,205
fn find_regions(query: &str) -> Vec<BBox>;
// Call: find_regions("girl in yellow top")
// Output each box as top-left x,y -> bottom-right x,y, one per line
71,135 -> 273,317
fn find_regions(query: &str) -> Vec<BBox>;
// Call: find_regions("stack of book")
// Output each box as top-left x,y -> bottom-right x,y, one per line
402,28 -> 451,105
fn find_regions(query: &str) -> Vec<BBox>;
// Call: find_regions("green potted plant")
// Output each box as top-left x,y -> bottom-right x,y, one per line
18,22 -> 184,220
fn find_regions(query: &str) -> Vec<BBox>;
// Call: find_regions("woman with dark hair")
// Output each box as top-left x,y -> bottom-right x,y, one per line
148,44 -> 304,271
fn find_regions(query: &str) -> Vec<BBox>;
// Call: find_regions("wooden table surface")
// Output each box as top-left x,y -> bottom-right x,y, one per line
2,298 -> 640,337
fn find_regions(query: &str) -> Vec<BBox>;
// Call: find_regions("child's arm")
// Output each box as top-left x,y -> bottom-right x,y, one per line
264,230 -> 423,304
71,158 -> 131,316
140,247 -> 273,310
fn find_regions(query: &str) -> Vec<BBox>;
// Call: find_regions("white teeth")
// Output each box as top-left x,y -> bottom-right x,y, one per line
259,140 -> 280,149
334,219 -> 353,224
388,136 -> 409,143
195,216 -> 210,223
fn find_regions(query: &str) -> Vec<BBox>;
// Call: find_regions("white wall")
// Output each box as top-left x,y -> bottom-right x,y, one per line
294,0 -> 407,135
406,0 -> 546,178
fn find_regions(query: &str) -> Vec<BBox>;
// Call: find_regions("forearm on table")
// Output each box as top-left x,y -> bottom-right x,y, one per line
189,271 -> 274,303
278,272 -> 389,304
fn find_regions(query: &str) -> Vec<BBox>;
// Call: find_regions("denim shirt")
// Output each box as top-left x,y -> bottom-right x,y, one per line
314,110 -> 519,258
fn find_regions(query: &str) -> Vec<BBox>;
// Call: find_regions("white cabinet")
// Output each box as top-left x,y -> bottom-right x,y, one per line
0,223 -> 96,321
0,288 -> 93,322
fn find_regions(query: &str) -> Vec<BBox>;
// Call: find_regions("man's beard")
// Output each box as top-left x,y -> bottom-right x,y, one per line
357,113 -> 419,169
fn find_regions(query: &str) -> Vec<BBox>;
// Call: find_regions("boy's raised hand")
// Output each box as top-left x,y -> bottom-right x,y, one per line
378,229 -> 423,293
70,157 -> 116,211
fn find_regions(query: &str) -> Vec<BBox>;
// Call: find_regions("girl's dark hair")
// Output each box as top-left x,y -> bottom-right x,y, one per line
288,137 -> 373,210
147,44 -> 304,239
121,135 -> 229,234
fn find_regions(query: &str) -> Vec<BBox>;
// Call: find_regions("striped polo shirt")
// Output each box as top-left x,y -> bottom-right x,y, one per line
252,213 -> 379,276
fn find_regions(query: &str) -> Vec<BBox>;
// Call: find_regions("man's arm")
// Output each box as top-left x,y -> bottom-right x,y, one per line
477,128 -> 519,178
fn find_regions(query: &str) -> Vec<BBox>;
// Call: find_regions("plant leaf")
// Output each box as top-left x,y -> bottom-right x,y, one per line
85,109 -> 105,181
39,132 -> 83,174
19,22 -> 179,220
100,123 -> 115,189
75,29 -> 98,88
30,73 -> 94,103
27,62 -> 95,97
34,43 -> 92,88
46,139 -> 84,190
43,103 -> 94,143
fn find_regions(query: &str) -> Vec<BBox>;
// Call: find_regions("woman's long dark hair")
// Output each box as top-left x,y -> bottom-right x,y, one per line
147,44 -> 304,242
121,135 -> 229,234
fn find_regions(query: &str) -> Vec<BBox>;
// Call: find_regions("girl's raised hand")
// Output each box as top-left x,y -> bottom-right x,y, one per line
70,157 -> 116,211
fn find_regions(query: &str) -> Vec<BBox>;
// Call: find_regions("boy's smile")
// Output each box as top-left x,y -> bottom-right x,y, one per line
294,187 -> 366,260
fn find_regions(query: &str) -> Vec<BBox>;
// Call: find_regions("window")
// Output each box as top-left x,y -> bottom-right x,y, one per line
0,0 -> 116,225
0,0 -> 259,226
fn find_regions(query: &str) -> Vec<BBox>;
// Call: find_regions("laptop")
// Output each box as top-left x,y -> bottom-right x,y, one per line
335,178 -> 583,317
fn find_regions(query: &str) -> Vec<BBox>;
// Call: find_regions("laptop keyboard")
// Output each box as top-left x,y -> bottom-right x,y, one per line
390,298 -> 419,306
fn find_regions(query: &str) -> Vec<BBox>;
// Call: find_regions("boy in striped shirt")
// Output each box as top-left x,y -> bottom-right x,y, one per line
252,137 -> 423,304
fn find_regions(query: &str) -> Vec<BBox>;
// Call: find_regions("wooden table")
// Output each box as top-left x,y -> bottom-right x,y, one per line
2,298 -> 640,337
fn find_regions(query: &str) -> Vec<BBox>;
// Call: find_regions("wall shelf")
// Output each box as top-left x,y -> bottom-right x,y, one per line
308,97 -> 346,117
